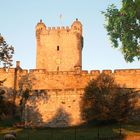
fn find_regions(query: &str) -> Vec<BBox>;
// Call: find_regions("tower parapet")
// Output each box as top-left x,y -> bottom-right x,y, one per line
36,19 -> 46,31
71,18 -> 82,34
36,19 -> 82,35
36,19 -> 46,40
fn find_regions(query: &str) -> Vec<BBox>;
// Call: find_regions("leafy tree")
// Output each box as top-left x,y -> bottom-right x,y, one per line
0,34 -> 14,68
103,0 -> 140,62
81,73 -> 137,123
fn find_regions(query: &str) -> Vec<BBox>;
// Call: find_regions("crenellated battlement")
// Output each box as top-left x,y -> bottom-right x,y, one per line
29,70 -> 91,75
90,69 -> 140,75
18,69 -> 28,75
102,70 -> 112,74
0,68 -> 6,73
25,68 -> 140,92
114,69 -> 140,74
36,25 -> 75,35
1,67 -> 139,90
47,26 -> 70,34
90,70 -> 100,75
0,68 -> 15,73
28,69 -> 140,77
36,19 -> 82,36
0,67 -> 28,75
29,69 -> 82,75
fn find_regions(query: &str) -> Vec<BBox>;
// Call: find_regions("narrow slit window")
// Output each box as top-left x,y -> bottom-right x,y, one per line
57,45 -> 59,51
57,66 -> 59,71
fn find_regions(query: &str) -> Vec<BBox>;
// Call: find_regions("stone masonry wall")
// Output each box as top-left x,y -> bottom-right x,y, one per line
24,69 -> 140,127
29,69 -> 140,90
0,68 -> 15,88
0,68 -> 140,127
24,89 -> 83,127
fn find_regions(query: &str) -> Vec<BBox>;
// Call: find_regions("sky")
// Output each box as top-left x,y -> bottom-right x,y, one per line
0,0 -> 139,71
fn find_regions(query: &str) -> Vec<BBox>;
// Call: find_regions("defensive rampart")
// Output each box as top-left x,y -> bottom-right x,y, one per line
1,68 -> 140,90
0,68 -> 140,127
28,69 -> 140,90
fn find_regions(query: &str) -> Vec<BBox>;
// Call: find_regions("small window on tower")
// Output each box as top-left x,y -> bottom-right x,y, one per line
57,46 -> 59,51
57,66 -> 59,71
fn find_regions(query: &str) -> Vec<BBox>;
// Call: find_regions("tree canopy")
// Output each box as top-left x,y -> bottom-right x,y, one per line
103,0 -> 140,62
0,34 -> 14,68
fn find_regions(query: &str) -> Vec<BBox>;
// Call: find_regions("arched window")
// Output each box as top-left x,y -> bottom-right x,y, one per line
57,45 -> 59,51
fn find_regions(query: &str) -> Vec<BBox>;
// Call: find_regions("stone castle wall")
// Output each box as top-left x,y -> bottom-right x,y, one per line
26,69 -> 140,127
0,68 -> 16,88
24,89 -> 83,127
29,69 -> 140,90
0,68 -> 140,127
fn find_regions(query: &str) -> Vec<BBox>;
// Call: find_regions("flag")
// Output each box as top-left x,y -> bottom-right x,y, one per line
60,14 -> 62,19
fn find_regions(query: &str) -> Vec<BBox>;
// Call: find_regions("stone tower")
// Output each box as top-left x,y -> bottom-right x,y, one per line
36,19 -> 83,71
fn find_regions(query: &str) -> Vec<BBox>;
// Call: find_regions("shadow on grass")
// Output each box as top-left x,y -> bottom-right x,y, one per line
0,121 -> 140,140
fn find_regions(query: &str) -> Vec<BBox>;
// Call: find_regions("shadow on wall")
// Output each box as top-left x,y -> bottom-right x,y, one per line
79,73 -> 140,139
25,103 -> 44,127
45,108 -> 71,127
24,90 -> 71,128
0,86 -> 14,102
80,73 -> 140,124
23,90 -> 48,127
0,87 -> 17,120
25,103 -> 71,128
18,73 -> 37,121
0,71 -> 37,122
18,72 -> 37,92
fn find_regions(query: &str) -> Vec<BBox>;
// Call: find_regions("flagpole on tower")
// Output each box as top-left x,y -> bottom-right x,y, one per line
60,14 -> 62,26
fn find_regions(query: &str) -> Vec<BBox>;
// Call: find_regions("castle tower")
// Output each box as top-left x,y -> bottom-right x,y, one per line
36,19 -> 83,71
